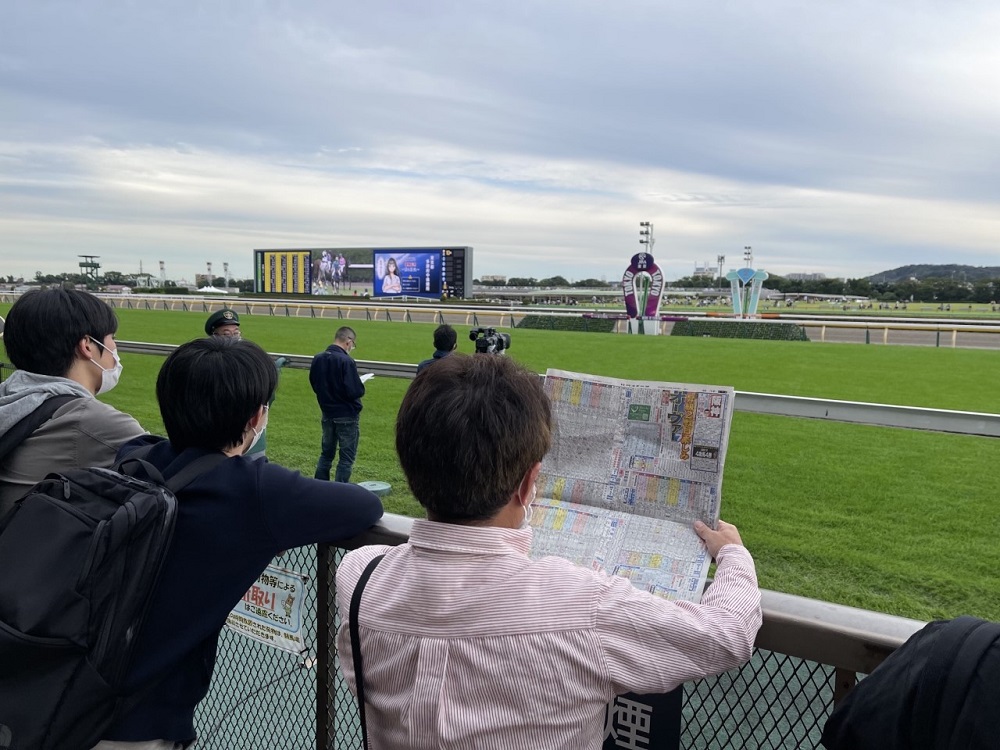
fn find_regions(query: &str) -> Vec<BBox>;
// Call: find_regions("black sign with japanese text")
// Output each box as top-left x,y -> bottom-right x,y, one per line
603,688 -> 681,750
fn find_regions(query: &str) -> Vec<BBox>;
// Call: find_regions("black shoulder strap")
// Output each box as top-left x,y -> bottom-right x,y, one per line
350,553 -> 386,750
0,394 -> 80,463
163,452 -> 228,493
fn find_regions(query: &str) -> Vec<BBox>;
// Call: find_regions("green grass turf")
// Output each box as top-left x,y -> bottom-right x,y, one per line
3,304 -> 999,621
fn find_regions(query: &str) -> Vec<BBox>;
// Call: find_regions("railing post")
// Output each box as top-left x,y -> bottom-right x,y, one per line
316,543 -> 334,750
833,666 -> 857,707
936,329 -> 941,347
865,327 -> 870,345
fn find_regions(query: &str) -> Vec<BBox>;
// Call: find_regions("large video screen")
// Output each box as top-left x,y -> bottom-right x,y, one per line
373,250 -> 442,299
254,250 -> 313,294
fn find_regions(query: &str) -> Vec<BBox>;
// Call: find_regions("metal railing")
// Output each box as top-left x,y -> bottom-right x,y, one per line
116,341 -> 1000,438
5,291 -> 1000,348
191,515 -> 925,749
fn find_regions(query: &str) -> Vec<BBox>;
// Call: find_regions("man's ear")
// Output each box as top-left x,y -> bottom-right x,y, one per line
517,462 -> 543,505
76,336 -> 96,361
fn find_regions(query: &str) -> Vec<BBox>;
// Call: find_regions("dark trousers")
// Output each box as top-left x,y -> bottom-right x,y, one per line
314,416 -> 359,483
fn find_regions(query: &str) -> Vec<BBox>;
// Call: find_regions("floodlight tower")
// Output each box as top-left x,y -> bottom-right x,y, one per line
744,245 -> 753,267
223,262 -> 230,288
639,221 -> 655,253
206,262 -> 213,288
159,261 -> 166,287
717,254 -> 725,290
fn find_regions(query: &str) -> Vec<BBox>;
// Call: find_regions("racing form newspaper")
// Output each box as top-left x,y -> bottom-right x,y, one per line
532,369 -> 735,603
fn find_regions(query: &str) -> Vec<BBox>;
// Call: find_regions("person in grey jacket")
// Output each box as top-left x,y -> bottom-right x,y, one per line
0,288 -> 145,515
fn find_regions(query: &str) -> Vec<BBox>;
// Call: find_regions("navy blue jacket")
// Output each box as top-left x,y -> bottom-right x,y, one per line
105,438 -> 383,743
416,349 -> 452,374
309,344 -> 364,419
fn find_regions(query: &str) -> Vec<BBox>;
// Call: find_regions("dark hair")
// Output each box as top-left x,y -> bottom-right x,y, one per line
387,257 -> 398,273
156,337 -> 278,451
396,354 -> 552,522
433,324 -> 457,352
2,288 -> 119,376
335,326 -> 356,343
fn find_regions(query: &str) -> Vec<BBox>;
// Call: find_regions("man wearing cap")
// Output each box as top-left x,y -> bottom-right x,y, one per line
310,326 -> 364,483
205,308 -> 242,338
204,308 -> 288,461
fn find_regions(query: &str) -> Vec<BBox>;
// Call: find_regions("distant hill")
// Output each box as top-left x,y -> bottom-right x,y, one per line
867,264 -> 1000,284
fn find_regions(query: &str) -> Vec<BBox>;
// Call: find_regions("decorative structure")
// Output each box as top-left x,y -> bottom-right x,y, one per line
622,254 -> 664,335
725,245 -> 768,317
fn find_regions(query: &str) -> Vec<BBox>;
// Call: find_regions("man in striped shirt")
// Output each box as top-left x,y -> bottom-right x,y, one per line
336,354 -> 762,749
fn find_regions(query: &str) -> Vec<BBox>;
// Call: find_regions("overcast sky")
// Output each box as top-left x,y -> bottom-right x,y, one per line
2,1 -> 999,283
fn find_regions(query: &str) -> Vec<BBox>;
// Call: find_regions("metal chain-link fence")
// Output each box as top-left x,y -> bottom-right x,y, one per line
197,543 -> 842,749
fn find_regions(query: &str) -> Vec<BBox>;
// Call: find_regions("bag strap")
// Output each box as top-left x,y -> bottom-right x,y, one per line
163,452 -> 228,493
0,394 -> 79,463
350,553 -> 386,750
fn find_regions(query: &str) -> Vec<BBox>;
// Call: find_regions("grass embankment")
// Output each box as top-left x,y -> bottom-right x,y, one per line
3,305 -> 998,622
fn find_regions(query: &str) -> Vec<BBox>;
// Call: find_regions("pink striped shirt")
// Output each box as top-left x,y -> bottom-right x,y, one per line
336,519 -> 761,750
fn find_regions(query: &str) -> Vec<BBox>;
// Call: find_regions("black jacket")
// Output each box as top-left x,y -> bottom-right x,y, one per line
309,343 -> 365,418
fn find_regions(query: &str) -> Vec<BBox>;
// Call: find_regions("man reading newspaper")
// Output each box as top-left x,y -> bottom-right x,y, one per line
336,354 -> 761,749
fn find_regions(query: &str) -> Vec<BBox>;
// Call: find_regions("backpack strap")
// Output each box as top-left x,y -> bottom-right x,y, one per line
350,553 -> 386,750
163,452 -> 228,493
0,394 -> 79,463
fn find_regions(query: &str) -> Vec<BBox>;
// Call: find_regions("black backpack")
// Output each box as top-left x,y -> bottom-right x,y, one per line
822,615 -> 1000,750
0,448 -> 225,750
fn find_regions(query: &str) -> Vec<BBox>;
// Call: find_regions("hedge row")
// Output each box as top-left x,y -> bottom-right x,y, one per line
515,315 -> 617,333
670,320 -> 809,341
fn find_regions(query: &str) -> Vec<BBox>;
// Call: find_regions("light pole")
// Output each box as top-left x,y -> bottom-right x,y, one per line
744,246 -> 752,267
716,254 -> 725,291
639,221 -> 655,253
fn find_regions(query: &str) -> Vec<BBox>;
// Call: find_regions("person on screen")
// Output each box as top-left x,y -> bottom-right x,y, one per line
335,354 -> 762,749
381,257 -> 402,295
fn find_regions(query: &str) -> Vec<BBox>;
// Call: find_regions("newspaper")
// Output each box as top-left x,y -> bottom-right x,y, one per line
532,369 -> 735,603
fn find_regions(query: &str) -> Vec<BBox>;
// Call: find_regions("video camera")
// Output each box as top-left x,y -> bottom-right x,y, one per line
469,327 -> 511,355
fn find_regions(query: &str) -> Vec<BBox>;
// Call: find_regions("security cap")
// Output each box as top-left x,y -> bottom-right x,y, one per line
205,308 -> 240,335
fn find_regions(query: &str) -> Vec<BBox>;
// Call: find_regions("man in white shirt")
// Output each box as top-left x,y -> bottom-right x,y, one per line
336,353 -> 762,750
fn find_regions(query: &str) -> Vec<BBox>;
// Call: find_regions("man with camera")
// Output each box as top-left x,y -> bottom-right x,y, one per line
416,324 -> 458,374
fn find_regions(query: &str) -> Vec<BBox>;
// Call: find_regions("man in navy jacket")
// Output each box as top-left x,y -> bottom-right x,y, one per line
309,326 -> 365,483
98,337 -> 382,748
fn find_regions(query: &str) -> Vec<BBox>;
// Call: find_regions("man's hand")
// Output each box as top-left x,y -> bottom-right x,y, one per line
694,519 -> 744,559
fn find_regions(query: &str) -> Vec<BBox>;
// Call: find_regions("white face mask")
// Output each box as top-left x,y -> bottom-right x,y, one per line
244,405 -> 268,454
520,485 -> 537,530
88,337 -> 123,395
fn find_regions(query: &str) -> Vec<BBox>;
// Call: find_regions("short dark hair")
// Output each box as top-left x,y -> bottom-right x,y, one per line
156,337 -> 278,452
396,354 -> 552,522
433,324 -> 457,352
2,288 -> 119,376
335,326 -> 356,343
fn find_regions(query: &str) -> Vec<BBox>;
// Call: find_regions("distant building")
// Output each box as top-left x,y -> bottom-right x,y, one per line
786,272 -> 827,281
694,263 -> 715,277
480,274 -> 507,283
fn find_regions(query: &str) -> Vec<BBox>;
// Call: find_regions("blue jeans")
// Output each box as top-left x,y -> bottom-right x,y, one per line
315,416 -> 359,483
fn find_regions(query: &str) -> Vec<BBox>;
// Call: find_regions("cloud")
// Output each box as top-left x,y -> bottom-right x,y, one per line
1,0 -> 999,282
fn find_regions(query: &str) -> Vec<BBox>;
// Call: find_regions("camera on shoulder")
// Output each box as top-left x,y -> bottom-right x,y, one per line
469,327 -> 511,355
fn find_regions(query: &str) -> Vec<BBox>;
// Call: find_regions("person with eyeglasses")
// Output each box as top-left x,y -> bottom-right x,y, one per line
310,326 -> 365,483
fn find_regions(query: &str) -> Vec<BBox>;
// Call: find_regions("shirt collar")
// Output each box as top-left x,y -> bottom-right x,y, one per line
409,518 -> 533,556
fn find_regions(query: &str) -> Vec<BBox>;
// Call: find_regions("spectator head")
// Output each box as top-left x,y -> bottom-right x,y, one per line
3,288 -> 119,377
335,326 -> 356,353
156,337 -> 277,452
204,309 -> 241,338
396,353 -> 552,523
433,324 -> 457,352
